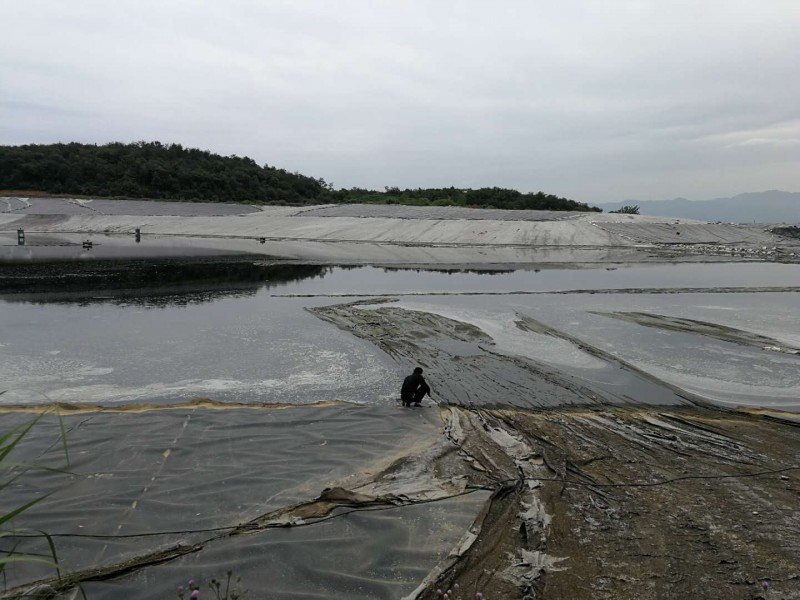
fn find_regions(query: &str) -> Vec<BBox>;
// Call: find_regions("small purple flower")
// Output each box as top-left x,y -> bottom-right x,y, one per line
177,586 -> 184,593
476,593 -> 484,600
437,590 -> 443,597
761,580 -> 770,590
190,590 -> 199,600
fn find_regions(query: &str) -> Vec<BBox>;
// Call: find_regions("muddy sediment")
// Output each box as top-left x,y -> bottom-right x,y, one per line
309,302 -> 697,409
309,301 -> 800,599
418,405 -> 800,600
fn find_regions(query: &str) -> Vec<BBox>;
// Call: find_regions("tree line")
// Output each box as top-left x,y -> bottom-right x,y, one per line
0,142 -> 600,212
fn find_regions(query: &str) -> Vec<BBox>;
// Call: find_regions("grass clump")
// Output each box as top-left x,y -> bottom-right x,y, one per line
1,400 -> 71,592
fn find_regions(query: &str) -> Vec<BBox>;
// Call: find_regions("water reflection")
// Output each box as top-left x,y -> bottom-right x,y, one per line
0,260 -> 335,306
382,266 -> 514,275
0,260 -> 521,307
2,260 -> 798,307
1,260 -> 798,409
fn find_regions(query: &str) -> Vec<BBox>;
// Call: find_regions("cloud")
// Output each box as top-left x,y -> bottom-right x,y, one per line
732,138 -> 800,148
1,0 -> 799,201
692,119 -> 800,150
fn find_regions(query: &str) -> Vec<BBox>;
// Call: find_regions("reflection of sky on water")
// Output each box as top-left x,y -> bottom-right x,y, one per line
0,295 -> 400,406
1,263 -> 798,409
267,262 -> 799,295
4,261 -> 798,303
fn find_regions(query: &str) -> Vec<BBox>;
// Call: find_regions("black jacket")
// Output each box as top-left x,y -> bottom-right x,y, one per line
401,373 -> 430,400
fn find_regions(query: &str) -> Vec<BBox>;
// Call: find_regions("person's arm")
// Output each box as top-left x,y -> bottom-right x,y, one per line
421,379 -> 431,397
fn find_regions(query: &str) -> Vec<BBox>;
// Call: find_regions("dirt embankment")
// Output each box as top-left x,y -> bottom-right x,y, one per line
415,406 -> 800,600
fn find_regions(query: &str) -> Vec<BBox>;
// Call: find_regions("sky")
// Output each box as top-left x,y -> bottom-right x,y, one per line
1,1 -> 799,203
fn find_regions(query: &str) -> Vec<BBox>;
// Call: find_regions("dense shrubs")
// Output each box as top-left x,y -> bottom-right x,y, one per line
0,142 -> 600,212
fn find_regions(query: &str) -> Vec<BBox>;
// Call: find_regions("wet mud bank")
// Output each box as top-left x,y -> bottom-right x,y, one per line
308,301 -> 800,599
309,301 -> 700,409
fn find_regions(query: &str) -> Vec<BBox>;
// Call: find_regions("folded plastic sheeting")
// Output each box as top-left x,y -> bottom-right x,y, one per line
78,492 -> 487,600
2,403 -> 486,598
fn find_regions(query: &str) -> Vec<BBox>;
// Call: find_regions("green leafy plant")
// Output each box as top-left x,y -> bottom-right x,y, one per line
610,205 -> 640,214
1,403 -> 70,589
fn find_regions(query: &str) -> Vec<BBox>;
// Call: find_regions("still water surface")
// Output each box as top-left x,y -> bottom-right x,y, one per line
1,262 -> 797,408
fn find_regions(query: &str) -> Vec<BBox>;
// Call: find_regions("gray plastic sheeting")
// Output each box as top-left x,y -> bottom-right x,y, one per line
2,403 -> 484,598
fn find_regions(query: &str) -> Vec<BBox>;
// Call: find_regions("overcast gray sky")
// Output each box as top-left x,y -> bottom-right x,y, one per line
1,1 -> 799,203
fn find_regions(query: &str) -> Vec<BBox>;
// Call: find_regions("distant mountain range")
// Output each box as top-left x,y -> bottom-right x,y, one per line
594,191 -> 799,224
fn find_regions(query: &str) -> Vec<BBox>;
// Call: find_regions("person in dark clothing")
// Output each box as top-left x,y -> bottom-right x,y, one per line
401,367 -> 431,407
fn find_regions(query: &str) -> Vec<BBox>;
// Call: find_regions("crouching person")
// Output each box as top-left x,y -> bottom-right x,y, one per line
401,366 -> 431,407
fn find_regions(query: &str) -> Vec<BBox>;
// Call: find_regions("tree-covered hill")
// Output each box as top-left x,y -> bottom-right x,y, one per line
0,142 -> 323,204
0,142 -> 600,212
330,186 -> 600,212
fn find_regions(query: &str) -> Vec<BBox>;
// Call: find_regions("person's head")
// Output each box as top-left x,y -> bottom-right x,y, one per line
413,367 -> 423,375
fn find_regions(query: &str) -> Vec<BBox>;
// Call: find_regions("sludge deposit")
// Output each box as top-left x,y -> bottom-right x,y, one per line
1,199 -> 799,599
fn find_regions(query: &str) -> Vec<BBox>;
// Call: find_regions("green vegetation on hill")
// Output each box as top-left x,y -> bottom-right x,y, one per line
0,142 -> 600,212
609,205 -> 640,214
0,142 -> 322,204
332,186 -> 600,211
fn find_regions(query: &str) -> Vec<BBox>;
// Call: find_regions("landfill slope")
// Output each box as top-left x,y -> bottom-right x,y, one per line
3,198 -> 797,265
